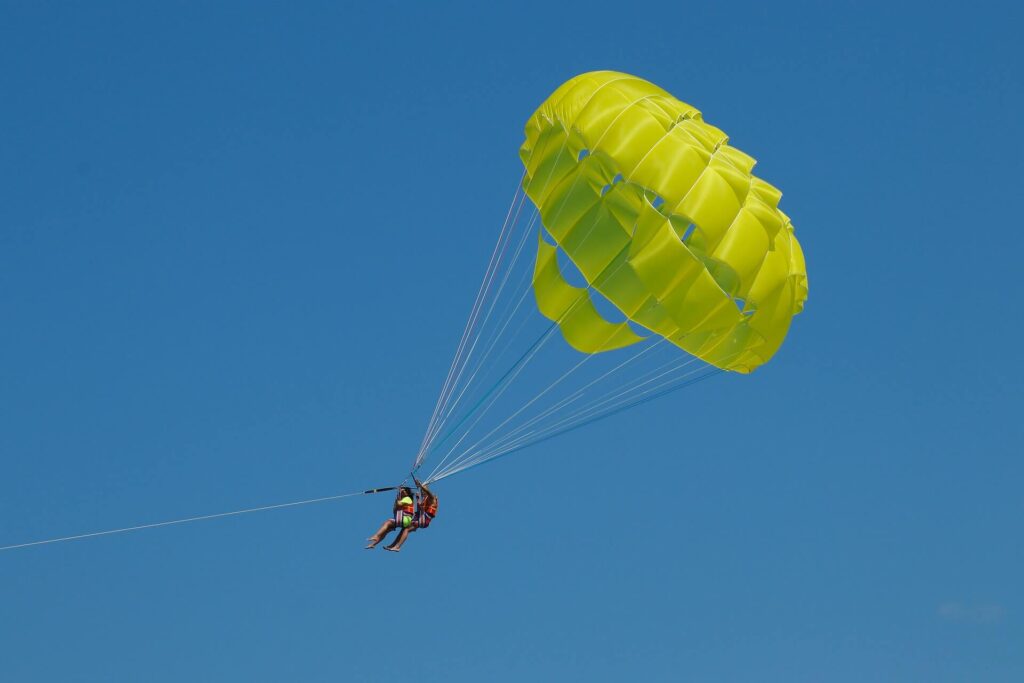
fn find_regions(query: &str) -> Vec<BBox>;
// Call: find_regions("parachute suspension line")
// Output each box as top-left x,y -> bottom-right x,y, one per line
453,357 -> 712,474
439,343 -> 749,481
414,132 -> 574,472
424,99 -> 673,451
428,348 -> 670,482
431,338 -> 671,479
422,132 -> 661,458
419,133 -> 567,460
459,253 -> 544,406
423,238 -> 632,481
422,236 -> 656,484
435,355 -> 729,482
416,183 -> 526,466
455,209 -> 542,371
455,343 -> 655,465
425,255 -> 549,467
458,211 -> 541,378
419,206 -> 540,454
418,225 -> 549,475
431,366 -> 725,482
421,318 -> 562,481
487,266 -> 545,361
429,326 -> 629,478
430,343 -> 742,482
484,367 -> 722,470
424,196 -> 532,446
486,354 -> 713,459
415,175 -> 528,468
413,121 -> 577,464
421,243 -> 643,484
418,184 -> 546,462
0,488 -> 390,553
425,230 -> 627,480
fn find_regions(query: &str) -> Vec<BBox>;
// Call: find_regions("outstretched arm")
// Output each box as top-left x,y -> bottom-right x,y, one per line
415,478 -> 434,503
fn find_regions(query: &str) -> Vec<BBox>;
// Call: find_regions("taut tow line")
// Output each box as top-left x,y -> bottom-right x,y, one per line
0,485 -> 400,553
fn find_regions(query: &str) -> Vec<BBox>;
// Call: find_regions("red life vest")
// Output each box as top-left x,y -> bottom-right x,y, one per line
415,499 -> 438,528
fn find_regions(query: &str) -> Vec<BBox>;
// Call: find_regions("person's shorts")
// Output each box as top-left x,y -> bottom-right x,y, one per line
394,511 -> 413,529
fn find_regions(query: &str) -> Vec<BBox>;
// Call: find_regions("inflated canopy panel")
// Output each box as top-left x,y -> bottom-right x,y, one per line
522,71 -> 807,373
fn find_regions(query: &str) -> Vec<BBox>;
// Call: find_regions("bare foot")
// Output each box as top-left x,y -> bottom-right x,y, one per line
383,546 -> 400,552
365,543 -> 377,549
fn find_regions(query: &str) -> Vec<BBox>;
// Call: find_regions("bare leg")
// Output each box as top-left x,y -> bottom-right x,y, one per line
385,527 -> 416,551
366,519 -> 396,548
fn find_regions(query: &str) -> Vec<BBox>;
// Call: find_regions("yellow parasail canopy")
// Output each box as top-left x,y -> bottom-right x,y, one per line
521,71 -> 807,373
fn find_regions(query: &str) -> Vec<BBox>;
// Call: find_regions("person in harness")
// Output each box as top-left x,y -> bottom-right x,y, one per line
365,485 -> 415,549
383,477 -> 437,553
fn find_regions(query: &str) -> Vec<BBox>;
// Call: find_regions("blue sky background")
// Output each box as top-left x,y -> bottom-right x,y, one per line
2,1 -> 1022,681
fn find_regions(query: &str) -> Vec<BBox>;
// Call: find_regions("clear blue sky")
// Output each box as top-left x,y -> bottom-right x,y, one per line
2,2 -> 1021,681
